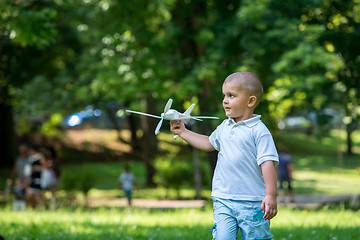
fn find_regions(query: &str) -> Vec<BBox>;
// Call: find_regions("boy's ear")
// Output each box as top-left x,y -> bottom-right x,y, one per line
248,96 -> 257,108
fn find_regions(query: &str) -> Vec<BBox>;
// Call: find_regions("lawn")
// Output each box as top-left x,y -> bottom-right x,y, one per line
0,207 -> 359,240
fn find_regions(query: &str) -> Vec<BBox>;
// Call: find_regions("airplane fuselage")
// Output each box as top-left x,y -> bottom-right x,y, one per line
163,109 -> 186,120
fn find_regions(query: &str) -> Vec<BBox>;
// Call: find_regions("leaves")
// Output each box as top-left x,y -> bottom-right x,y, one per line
1,0 -> 360,151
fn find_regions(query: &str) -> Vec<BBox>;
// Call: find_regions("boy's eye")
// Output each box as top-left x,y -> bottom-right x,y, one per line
223,93 -> 236,99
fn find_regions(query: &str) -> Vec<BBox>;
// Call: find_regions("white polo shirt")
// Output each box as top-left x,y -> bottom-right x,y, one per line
209,115 -> 279,201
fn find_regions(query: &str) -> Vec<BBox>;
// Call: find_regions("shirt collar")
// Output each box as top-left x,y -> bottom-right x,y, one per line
227,114 -> 262,127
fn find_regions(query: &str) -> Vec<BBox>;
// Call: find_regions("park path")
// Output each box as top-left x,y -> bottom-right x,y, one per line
87,194 -> 359,209
278,194 -> 359,209
88,198 -> 207,208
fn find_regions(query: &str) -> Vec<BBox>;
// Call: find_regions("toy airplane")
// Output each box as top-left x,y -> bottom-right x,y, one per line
126,98 -> 219,139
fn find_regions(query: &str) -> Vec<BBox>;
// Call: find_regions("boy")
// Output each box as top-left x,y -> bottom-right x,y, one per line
170,72 -> 278,240
119,164 -> 136,206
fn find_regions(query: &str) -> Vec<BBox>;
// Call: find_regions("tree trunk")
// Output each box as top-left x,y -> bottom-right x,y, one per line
128,114 -> 140,152
105,108 -> 123,141
346,122 -> 353,155
0,94 -> 17,168
140,98 -> 159,187
336,125 -> 343,166
345,105 -> 353,155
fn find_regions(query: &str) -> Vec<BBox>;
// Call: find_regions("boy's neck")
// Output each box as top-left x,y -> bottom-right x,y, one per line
232,112 -> 254,123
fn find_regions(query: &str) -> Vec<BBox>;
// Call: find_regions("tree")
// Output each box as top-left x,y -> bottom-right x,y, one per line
312,0 -> 360,154
259,0 -> 360,154
70,0 -> 179,186
0,1 -> 58,167
0,0 -> 83,168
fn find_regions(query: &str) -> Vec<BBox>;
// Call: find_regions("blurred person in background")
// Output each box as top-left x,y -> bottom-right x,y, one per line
119,164 -> 136,206
41,145 -> 60,209
13,178 -> 26,211
277,147 -> 294,204
7,144 -> 30,187
6,144 -> 30,201
27,145 -> 46,209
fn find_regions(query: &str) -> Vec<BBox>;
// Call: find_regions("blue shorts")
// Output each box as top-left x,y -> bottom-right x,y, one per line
124,190 -> 132,200
211,198 -> 271,240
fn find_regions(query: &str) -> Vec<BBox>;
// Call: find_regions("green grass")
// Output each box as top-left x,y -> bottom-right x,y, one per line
272,207 -> 360,240
274,130 -> 360,157
0,207 -> 359,240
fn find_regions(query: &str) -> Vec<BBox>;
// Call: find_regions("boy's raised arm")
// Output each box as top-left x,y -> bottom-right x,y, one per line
170,120 -> 215,152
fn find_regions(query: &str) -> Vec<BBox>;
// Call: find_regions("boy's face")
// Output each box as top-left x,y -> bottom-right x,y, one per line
222,80 -> 254,122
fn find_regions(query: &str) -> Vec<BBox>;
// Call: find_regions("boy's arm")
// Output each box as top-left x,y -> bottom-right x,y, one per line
170,120 -> 215,152
261,160 -> 278,220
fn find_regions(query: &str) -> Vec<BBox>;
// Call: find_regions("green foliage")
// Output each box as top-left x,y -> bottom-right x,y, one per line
60,171 -> 78,199
2,0 -> 360,165
1,2 -> 57,48
40,113 -> 63,137
77,171 -> 97,197
61,170 -> 97,198
154,153 -> 192,195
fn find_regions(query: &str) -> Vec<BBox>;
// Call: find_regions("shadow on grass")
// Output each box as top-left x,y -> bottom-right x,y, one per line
59,143 -> 139,164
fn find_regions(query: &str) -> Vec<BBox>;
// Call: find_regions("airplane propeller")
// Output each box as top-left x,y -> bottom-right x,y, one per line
155,98 -> 173,135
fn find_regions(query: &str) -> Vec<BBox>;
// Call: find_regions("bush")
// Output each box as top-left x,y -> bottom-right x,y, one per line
154,153 -> 192,198
77,171 -> 97,197
60,170 -> 97,205
60,172 -> 78,198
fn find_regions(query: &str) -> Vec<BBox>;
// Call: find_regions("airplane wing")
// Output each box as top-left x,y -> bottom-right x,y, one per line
191,116 -> 219,119
167,116 -> 203,121
172,116 -> 219,121
126,110 -> 162,119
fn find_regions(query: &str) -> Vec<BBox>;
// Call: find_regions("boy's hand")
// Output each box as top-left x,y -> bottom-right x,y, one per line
261,194 -> 277,220
170,120 -> 185,136
170,120 -> 214,151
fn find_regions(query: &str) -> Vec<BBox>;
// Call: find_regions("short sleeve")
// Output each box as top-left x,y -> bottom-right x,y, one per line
255,129 -> 279,166
209,125 -> 221,151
